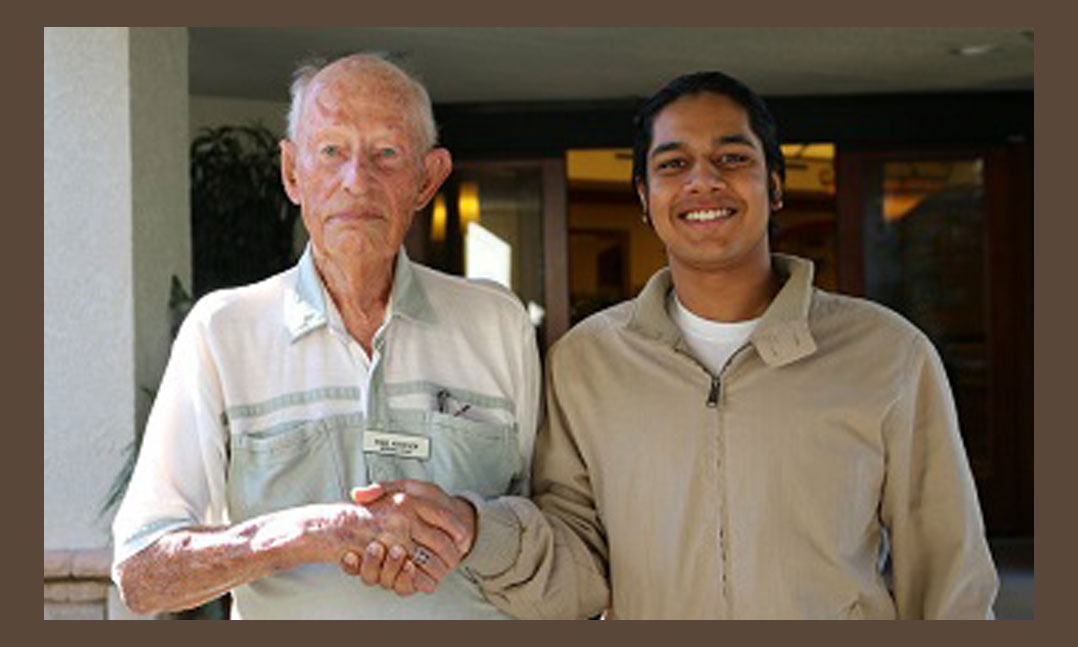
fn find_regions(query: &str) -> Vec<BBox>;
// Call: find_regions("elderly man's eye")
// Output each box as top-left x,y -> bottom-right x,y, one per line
320,145 -> 341,158
378,148 -> 399,158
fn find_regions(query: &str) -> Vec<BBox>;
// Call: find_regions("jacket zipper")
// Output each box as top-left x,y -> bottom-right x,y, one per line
706,376 -> 721,408
704,344 -> 748,409
709,344 -> 752,616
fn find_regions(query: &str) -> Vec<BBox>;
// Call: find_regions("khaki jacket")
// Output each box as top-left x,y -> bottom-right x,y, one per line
461,254 -> 997,619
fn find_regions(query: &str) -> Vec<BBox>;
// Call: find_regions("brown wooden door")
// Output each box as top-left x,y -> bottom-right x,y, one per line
836,144 -> 1032,536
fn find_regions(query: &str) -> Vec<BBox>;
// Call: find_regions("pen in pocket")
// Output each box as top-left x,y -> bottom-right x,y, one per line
436,389 -> 471,417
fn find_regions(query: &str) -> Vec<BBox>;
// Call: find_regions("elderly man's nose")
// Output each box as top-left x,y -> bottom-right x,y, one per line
342,156 -> 374,193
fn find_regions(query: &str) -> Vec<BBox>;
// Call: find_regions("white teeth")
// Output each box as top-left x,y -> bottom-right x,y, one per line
682,209 -> 734,221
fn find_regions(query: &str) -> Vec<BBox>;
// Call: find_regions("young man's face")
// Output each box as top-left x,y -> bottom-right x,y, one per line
637,92 -> 781,276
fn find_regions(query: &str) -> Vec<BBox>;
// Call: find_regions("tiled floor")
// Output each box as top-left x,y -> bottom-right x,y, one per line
990,537 -> 1034,620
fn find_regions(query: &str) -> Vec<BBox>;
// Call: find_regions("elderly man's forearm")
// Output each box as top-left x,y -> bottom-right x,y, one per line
115,504 -> 380,615
115,526 -> 283,614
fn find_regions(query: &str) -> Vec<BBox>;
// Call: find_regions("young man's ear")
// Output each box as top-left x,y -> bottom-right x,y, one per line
769,171 -> 783,211
280,140 -> 302,206
635,177 -> 651,225
415,147 -> 453,211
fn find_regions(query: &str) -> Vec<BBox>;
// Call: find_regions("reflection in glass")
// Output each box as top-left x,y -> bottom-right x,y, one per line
862,158 -> 990,467
425,167 -> 546,329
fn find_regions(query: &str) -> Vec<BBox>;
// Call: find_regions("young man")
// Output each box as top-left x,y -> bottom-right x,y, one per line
356,71 -> 998,619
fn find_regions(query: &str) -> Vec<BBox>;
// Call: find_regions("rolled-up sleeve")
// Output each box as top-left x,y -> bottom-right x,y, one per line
110,302 -> 230,582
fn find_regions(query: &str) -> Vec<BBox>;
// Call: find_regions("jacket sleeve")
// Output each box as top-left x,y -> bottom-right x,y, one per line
880,332 -> 999,619
458,340 -> 611,619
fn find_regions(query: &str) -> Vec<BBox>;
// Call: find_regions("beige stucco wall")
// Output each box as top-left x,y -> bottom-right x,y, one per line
45,27 -> 190,619
45,27 -> 137,553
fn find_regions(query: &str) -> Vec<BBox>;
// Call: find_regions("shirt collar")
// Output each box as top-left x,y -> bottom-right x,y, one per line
284,244 -> 437,342
626,253 -> 818,368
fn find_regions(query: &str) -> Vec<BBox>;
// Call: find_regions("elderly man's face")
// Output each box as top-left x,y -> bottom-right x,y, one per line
281,68 -> 450,270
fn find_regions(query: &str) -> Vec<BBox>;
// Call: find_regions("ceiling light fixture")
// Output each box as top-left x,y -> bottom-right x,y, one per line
950,44 -> 1000,57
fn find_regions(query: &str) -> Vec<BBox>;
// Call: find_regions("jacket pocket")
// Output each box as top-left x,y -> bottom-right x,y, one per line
843,596 -> 865,620
365,411 -> 519,498
227,418 -> 351,522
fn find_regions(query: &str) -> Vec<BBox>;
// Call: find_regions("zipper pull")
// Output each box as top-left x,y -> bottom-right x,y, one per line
706,376 -> 720,408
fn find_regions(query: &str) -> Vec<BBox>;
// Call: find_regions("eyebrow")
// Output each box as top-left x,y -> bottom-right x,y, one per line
649,134 -> 759,158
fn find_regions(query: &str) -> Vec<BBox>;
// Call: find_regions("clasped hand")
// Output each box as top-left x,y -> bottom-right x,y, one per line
342,480 -> 476,597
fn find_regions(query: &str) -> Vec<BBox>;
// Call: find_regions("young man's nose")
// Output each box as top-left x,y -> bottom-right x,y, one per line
684,163 -> 726,193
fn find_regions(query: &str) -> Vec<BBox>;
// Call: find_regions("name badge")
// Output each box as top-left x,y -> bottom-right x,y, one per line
362,431 -> 431,460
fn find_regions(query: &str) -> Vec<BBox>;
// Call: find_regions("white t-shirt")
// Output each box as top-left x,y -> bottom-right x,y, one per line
668,292 -> 760,376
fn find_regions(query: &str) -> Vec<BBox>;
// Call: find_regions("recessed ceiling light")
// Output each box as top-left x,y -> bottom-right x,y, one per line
950,44 -> 1000,57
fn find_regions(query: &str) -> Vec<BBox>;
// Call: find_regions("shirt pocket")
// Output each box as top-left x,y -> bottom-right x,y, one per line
227,418 -> 352,523
365,411 -> 520,498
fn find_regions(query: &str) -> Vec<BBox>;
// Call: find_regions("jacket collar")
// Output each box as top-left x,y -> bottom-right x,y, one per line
626,253 -> 818,368
284,245 -> 437,342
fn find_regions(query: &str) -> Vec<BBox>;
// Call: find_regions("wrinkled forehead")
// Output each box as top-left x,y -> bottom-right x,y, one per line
300,65 -> 421,141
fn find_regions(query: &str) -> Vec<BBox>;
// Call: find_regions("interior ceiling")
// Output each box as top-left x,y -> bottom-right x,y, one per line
189,27 -> 1033,105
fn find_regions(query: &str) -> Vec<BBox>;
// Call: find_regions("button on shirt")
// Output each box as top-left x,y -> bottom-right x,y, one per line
111,246 -> 541,619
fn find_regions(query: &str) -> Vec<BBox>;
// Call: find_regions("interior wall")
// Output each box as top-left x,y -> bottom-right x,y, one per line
569,191 -> 667,294
189,95 -> 289,139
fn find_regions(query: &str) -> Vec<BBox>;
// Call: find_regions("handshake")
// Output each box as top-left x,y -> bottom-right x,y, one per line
338,480 -> 478,597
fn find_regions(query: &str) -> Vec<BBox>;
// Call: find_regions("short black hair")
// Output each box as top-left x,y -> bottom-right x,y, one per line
632,71 -> 785,202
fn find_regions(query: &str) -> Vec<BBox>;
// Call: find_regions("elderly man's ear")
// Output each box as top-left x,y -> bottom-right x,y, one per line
415,147 -> 453,212
279,140 -> 302,206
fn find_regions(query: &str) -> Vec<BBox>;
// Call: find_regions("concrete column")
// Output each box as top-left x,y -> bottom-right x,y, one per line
130,27 -> 191,434
44,26 -> 189,620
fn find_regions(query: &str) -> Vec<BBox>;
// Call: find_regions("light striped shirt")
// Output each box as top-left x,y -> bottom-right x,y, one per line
112,246 -> 540,619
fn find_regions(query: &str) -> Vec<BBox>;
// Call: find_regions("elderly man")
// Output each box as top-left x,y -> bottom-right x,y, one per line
111,54 -> 540,619
355,71 -> 998,619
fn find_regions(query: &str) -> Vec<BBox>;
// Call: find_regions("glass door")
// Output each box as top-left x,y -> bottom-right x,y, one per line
407,159 -> 569,350
836,145 -> 1032,535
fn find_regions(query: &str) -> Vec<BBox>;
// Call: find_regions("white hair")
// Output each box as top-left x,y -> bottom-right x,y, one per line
285,52 -> 438,149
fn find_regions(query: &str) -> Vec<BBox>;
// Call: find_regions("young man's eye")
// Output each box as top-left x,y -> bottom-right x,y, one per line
718,153 -> 750,165
656,158 -> 686,171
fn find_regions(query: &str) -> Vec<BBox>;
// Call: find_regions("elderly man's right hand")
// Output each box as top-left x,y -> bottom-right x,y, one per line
338,480 -> 477,596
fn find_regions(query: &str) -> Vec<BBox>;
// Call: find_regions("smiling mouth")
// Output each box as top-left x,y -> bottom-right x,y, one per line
680,208 -> 737,222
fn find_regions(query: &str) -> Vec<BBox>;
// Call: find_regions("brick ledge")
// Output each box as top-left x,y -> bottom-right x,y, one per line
44,548 -> 112,580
